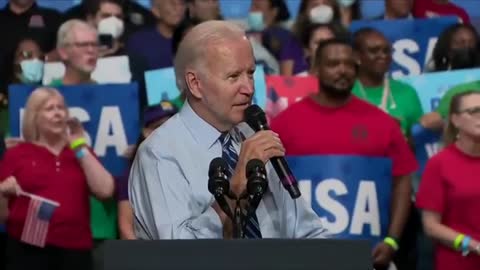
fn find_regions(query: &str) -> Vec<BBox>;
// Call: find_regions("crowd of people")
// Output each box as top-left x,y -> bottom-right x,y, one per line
0,0 -> 479,270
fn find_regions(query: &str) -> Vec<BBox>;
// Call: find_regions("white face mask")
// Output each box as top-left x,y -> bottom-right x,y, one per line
309,5 -> 334,24
98,16 -> 124,39
338,0 -> 356,8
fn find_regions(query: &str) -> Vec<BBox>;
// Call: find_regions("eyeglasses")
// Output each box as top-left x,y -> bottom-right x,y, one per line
66,41 -> 100,49
457,106 -> 480,118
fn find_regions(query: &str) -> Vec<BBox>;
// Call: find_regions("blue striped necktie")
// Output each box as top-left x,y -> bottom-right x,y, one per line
220,132 -> 262,239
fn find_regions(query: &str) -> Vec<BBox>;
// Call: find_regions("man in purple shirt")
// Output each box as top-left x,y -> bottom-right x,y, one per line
126,0 -> 185,70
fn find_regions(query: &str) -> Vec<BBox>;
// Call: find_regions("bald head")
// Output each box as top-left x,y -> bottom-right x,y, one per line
174,20 -> 249,92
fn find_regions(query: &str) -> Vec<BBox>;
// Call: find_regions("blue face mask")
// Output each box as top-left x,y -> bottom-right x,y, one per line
248,12 -> 265,32
19,58 -> 44,84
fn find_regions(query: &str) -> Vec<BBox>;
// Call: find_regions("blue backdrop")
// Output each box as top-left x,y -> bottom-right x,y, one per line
8,83 -> 140,177
287,155 -> 392,245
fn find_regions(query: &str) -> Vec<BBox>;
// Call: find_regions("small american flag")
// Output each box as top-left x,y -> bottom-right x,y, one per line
20,192 -> 59,248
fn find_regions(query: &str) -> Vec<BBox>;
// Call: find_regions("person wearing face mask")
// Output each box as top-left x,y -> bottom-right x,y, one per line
247,0 -> 292,60
283,0 -> 352,76
0,38 -> 45,140
63,0 -> 155,38
420,24 -> 480,130
86,0 -> 126,58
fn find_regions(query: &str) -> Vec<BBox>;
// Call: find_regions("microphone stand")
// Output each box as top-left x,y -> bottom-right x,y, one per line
228,192 -> 246,239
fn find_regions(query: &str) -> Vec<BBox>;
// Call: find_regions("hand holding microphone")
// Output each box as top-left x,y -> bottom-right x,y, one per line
244,105 -> 301,199
229,130 -> 285,196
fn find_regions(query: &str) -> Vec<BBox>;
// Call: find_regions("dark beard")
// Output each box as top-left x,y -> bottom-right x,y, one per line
319,81 -> 353,101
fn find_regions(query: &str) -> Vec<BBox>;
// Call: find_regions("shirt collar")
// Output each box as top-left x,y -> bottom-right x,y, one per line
180,102 -> 244,150
180,101 -> 222,150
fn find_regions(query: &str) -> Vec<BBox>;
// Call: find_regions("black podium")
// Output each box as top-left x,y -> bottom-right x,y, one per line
103,239 -> 371,270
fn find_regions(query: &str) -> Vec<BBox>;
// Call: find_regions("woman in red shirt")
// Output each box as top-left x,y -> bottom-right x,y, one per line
416,90 -> 480,270
0,87 -> 114,270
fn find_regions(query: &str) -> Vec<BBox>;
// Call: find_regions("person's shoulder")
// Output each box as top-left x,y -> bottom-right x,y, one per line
271,97 -> 311,123
127,27 -> 157,44
426,144 -> 456,166
390,79 -> 416,91
352,96 -> 399,124
137,114 -> 183,158
3,142 -> 35,158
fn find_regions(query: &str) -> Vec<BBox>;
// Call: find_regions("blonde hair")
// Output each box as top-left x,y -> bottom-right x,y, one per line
57,19 -> 97,48
22,87 -> 67,142
173,20 -> 247,92
443,90 -> 480,146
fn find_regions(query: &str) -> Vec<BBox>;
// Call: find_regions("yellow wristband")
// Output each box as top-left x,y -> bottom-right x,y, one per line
454,234 -> 465,250
70,138 -> 87,150
384,237 -> 399,251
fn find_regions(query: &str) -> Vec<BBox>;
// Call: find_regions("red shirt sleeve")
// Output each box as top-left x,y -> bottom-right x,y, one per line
416,155 -> 445,214
387,121 -> 418,177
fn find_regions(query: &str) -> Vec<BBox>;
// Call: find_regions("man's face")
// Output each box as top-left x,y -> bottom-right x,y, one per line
94,2 -> 124,27
188,0 -> 220,21
152,0 -> 186,27
385,0 -> 412,18
60,27 -> 99,75
315,44 -> 356,99
193,37 -> 256,129
356,32 -> 392,77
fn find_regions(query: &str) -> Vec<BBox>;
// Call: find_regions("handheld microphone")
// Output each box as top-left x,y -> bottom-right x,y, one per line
244,105 -> 301,199
208,157 -> 233,218
246,159 -> 268,212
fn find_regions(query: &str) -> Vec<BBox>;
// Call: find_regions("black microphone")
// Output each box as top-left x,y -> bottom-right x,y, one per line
246,159 -> 268,212
208,157 -> 233,218
244,105 -> 301,199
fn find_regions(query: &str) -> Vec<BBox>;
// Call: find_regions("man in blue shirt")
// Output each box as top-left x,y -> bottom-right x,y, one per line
129,20 -> 327,240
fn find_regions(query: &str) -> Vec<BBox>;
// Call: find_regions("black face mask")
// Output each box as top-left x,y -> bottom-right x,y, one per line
449,47 -> 480,70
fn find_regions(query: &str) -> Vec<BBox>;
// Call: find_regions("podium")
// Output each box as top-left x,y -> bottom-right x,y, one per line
103,239 -> 372,270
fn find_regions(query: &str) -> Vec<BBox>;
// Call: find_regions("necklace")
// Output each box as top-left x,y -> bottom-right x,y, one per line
357,78 -> 397,112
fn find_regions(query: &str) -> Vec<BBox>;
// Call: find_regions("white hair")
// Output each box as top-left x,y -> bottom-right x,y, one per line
56,19 -> 97,48
173,20 -> 247,92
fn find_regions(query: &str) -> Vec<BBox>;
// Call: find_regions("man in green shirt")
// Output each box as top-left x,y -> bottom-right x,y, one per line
420,80 -> 480,130
351,28 -> 423,137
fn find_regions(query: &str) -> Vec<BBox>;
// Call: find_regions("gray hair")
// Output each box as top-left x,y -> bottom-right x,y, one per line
57,19 -> 97,48
174,20 -> 247,92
